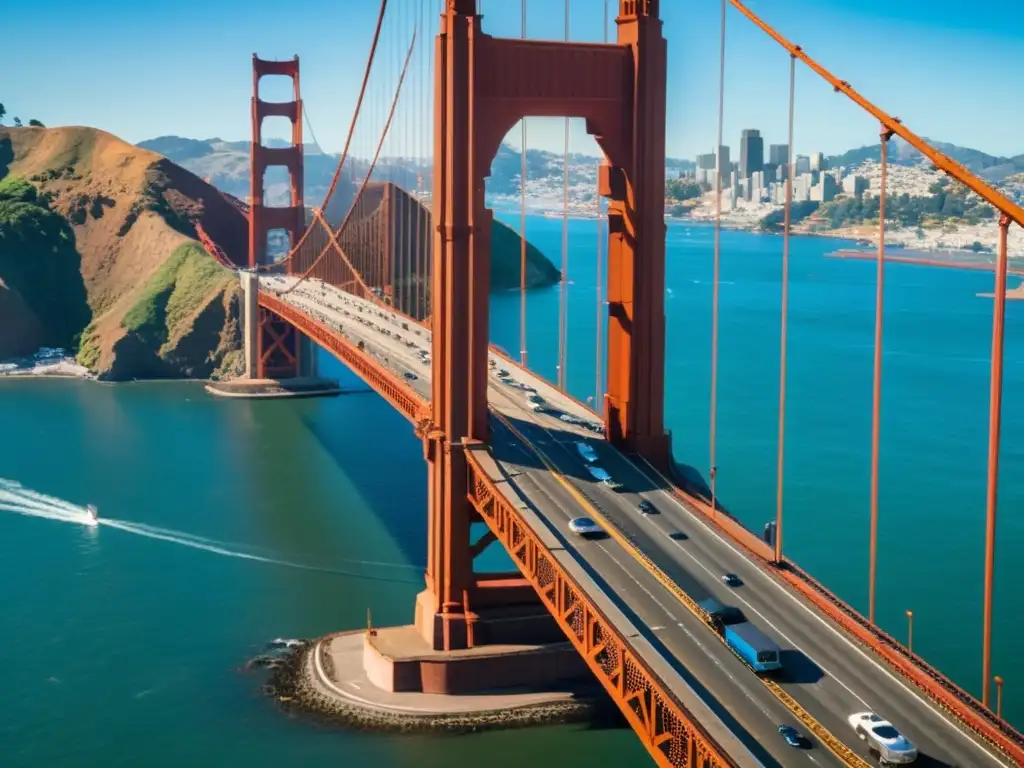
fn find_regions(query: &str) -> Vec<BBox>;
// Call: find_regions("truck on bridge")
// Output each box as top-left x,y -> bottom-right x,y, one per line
723,621 -> 783,674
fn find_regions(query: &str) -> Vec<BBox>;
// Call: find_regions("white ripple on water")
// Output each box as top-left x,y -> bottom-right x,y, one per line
0,479 -> 421,581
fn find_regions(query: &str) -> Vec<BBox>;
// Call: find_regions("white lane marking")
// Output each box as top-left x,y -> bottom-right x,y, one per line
634,459 -> 1012,768
647,514 -> 872,709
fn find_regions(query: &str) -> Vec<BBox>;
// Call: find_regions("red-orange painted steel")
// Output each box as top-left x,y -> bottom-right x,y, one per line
867,130 -> 893,626
194,223 -> 237,269
465,447 -> 738,768
257,293 -> 427,422
249,55 -> 304,270
416,0 -> 674,652
256,307 -> 299,379
982,215 -> 1011,708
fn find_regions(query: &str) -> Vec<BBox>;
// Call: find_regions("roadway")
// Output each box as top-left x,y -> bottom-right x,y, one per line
261,275 -> 1011,768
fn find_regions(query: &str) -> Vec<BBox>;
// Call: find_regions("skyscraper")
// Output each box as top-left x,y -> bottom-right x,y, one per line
769,144 -> 789,167
739,129 -> 764,180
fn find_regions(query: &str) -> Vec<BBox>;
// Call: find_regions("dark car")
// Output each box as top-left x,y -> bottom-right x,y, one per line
722,573 -> 743,588
638,500 -> 656,514
777,725 -> 809,749
403,371 -> 418,381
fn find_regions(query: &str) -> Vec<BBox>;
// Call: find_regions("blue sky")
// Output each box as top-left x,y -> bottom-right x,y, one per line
4,0 -> 1021,161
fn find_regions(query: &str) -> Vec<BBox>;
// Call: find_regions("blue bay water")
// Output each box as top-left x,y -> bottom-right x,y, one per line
0,214 -> 1020,764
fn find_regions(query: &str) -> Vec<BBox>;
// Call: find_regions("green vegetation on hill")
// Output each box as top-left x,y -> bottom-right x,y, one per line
759,201 -> 820,232
122,242 -> 231,336
819,180 -> 997,229
666,178 -> 705,202
489,217 -> 561,288
0,176 -> 90,353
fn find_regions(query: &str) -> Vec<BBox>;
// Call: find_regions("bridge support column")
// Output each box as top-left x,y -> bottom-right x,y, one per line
602,2 -> 672,471
241,271 -> 260,379
415,435 -> 475,649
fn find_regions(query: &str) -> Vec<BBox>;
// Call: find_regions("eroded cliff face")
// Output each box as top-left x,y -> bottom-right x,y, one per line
0,126 -> 247,380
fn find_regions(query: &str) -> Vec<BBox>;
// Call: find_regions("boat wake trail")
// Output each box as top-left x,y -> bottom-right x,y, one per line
0,479 -> 420,583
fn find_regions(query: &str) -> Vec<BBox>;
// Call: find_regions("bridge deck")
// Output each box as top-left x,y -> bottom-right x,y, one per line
259,275 -> 1014,768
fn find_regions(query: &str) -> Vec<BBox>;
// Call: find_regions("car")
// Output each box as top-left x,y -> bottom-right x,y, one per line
576,442 -> 598,463
777,725 -> 809,749
847,713 -> 918,765
638,500 -> 655,514
403,371 -> 418,381
497,369 -> 509,377
568,517 -> 603,537
722,573 -> 743,587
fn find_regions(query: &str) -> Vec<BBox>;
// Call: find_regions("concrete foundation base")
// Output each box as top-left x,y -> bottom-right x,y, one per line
363,624 -> 589,695
282,630 -> 601,734
205,377 -> 342,399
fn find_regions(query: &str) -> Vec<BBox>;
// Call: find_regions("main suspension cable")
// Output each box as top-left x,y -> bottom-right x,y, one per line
256,0 -> 389,273
275,27 -> 418,297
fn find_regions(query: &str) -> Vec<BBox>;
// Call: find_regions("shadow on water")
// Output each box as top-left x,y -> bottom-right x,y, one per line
298,354 -> 429,570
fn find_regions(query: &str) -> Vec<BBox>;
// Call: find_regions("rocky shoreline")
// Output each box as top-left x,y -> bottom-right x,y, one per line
253,633 -> 612,735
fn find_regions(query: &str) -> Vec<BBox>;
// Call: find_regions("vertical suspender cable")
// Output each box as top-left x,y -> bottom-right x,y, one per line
594,0 -> 608,409
709,0 -> 727,516
981,213 -> 1010,706
868,127 -> 892,626
557,0 -> 570,390
774,53 -> 796,565
519,0 -> 529,366
413,0 -> 421,319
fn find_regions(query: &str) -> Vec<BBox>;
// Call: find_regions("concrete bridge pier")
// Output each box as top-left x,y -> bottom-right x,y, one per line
205,271 -> 341,399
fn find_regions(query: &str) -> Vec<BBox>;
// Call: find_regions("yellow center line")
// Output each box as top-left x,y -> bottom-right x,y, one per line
491,407 -> 871,768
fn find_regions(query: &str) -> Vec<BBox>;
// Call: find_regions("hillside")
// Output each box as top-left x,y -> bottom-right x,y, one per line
0,126 -> 246,380
827,138 -> 1024,184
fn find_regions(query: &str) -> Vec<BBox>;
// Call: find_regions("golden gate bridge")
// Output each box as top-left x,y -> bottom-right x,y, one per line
192,1 -> 1024,765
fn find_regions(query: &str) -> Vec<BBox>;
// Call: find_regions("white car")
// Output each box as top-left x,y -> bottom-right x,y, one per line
576,442 -> 598,463
568,517 -> 603,537
847,712 -> 918,765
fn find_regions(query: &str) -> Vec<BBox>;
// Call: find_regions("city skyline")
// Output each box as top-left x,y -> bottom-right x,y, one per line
4,0 -> 1022,159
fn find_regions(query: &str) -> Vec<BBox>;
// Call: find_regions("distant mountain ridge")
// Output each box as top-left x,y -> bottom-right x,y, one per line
827,138 -> 1024,184
138,134 -> 1021,206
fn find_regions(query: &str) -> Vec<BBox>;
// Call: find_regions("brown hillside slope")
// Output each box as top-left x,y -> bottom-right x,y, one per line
0,126 -> 247,380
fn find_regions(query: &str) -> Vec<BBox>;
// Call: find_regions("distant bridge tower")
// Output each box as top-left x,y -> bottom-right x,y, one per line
247,55 -> 310,380
249,54 -> 305,269
416,0 -> 669,651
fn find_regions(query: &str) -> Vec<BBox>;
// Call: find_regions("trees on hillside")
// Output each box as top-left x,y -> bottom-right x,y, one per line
0,104 -> 44,128
0,177 -> 91,351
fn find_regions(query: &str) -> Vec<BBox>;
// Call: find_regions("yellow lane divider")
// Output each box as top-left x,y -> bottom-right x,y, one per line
492,409 -> 871,768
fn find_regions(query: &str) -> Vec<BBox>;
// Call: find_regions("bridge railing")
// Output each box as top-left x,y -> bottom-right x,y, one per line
258,291 -> 428,423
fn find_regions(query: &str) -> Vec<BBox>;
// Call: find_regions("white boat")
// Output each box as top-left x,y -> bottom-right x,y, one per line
85,504 -> 99,526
